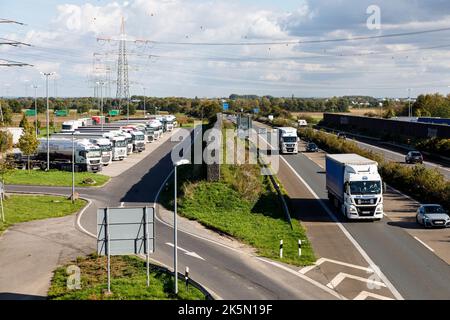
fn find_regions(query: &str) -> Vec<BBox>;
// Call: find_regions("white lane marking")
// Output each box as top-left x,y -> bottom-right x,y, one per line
256,124 -> 404,300
166,242 -> 205,260
279,156 -> 403,300
414,236 -> 435,252
300,257 -> 373,274
327,272 -> 386,289
255,257 -> 346,300
354,291 -> 394,300
76,198 -> 96,238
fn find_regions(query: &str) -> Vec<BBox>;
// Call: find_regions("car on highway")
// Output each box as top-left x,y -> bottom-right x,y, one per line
337,132 -> 347,140
416,204 -> 450,228
405,151 -> 424,164
305,142 -> 319,152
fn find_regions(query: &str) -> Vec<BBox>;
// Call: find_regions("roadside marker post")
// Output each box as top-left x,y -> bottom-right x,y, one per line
185,266 -> 189,291
298,239 -> 302,257
280,240 -> 283,259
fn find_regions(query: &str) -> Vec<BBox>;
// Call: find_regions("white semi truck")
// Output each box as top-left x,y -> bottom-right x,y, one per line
326,154 -> 384,220
52,133 -> 114,166
34,138 -> 103,172
277,127 -> 299,154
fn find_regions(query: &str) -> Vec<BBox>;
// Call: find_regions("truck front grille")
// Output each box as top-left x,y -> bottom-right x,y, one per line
356,206 -> 377,216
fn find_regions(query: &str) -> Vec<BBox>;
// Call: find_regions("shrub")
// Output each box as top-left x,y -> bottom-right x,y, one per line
298,128 -> 450,210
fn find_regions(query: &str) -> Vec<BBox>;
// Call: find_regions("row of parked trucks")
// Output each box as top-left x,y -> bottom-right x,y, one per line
9,115 -> 177,173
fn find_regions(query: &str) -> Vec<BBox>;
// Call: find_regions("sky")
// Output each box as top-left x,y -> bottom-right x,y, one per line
1,0 -> 450,98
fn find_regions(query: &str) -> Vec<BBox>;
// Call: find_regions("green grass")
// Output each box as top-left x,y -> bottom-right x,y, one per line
0,194 -> 86,234
3,169 -> 110,187
179,179 -> 315,266
48,254 -> 206,300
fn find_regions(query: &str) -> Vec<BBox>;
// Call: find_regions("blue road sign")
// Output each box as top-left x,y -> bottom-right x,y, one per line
223,102 -> 229,111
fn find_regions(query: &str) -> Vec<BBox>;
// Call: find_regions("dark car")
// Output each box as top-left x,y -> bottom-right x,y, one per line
337,132 -> 347,140
305,142 -> 319,152
405,151 -> 423,164
416,204 -> 450,228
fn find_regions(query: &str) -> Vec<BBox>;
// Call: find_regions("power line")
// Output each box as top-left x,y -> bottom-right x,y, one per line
134,26 -> 450,46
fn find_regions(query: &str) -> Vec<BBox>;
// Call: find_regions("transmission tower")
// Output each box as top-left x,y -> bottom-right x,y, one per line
116,17 -> 130,101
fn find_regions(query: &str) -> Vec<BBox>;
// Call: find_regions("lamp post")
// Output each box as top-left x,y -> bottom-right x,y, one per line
408,88 -> 412,117
33,85 -> 38,138
72,132 -> 75,204
173,159 -> 190,294
96,81 -> 105,130
41,72 -> 54,171
143,87 -> 146,118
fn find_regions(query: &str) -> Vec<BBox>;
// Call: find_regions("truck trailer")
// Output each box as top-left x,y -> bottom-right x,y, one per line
51,133 -> 114,165
326,154 -> 384,220
29,138 -> 103,172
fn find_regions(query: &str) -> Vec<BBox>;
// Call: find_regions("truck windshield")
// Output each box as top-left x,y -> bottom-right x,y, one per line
100,145 -> 112,152
350,181 -> 381,195
86,150 -> 101,158
114,140 -> 127,148
62,125 -> 72,130
283,137 -> 297,143
135,135 -> 145,141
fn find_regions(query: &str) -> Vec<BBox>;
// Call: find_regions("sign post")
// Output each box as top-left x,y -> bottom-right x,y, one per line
97,206 -> 155,294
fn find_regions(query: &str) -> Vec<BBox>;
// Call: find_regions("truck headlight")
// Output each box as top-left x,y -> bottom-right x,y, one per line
349,206 -> 357,213
376,205 -> 383,212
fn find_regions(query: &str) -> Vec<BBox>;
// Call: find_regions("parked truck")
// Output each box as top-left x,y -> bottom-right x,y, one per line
51,133 -> 114,166
326,154 -> 384,220
24,138 -> 103,172
277,127 -> 299,154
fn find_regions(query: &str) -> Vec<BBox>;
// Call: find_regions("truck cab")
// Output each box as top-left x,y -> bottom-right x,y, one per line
61,120 -> 79,132
277,127 -> 299,154
89,137 -> 112,166
122,128 -> 146,152
103,133 -> 127,161
326,154 -> 384,220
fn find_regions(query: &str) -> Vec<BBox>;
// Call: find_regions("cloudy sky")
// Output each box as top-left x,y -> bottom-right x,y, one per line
1,0 -> 450,98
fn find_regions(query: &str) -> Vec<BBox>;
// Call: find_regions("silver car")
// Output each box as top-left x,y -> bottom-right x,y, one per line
416,204 -> 450,228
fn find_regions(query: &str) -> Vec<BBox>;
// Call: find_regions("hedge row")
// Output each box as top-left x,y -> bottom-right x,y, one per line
299,128 -> 450,210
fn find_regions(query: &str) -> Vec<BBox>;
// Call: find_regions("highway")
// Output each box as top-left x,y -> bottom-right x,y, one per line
5,127 -> 337,300
253,120 -> 450,300
5,120 -> 450,300
318,128 -> 450,180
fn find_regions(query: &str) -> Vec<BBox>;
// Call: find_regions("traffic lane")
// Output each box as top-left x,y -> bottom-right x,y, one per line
348,138 -> 450,180
298,137 -> 450,266
282,153 -> 450,299
153,211 -> 338,300
383,188 -> 450,264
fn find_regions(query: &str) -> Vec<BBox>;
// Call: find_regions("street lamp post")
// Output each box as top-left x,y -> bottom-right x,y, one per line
408,88 -> 412,117
143,87 -> 146,118
33,85 -> 38,138
41,72 -> 54,171
96,81 -> 105,131
173,159 -> 190,294
72,132 -> 75,204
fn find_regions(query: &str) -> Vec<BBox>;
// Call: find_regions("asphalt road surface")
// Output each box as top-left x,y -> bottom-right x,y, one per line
5,127 -> 337,300
252,120 -> 450,300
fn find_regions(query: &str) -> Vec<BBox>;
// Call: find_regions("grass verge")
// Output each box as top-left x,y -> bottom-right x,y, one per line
3,169 -> 110,187
161,120 -> 315,266
48,254 -> 206,300
0,194 -> 86,234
